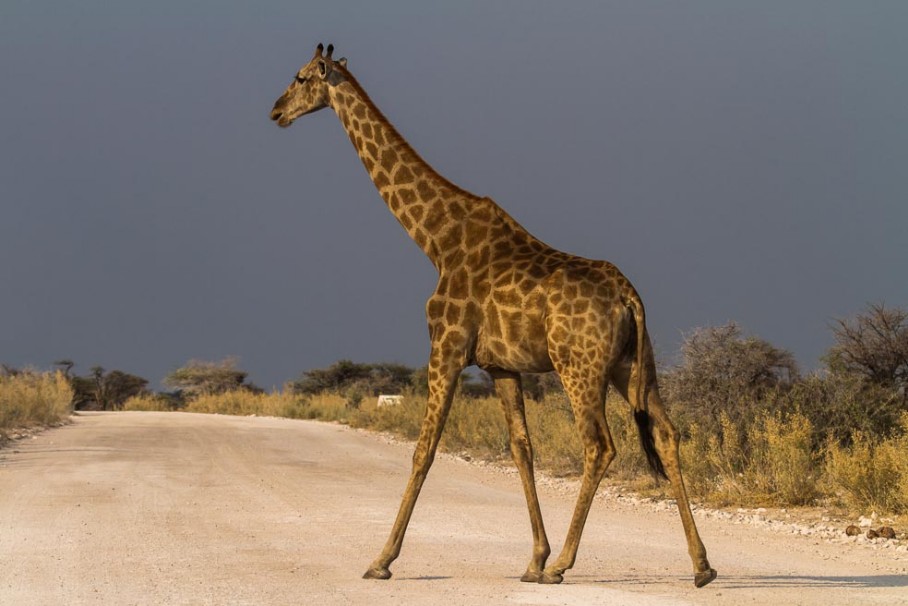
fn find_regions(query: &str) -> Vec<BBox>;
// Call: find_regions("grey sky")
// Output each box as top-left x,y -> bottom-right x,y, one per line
2,1 -> 906,389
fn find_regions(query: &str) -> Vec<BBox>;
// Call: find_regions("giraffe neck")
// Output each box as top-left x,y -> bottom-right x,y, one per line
326,74 -> 483,269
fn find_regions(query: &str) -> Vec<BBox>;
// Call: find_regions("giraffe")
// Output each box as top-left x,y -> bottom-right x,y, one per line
270,43 -> 717,589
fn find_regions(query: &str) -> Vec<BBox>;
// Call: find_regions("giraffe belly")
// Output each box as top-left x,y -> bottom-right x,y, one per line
473,319 -> 554,373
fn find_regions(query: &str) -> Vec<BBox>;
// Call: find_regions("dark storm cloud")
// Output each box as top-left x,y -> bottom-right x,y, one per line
1,1 -> 906,387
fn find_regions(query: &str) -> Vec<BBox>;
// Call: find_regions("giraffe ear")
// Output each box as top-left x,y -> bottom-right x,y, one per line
317,60 -> 328,79
337,57 -> 348,68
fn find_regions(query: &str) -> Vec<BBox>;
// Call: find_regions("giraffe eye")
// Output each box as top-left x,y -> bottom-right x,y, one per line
295,76 -> 308,84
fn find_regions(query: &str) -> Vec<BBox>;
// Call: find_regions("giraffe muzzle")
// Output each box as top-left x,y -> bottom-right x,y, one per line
270,106 -> 291,127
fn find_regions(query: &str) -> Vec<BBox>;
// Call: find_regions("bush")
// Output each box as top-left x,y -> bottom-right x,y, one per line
661,323 -> 798,437
178,389 -> 351,422
825,416 -> 908,513
748,412 -> 820,505
292,360 -> 415,397
0,371 -> 73,438
789,372 -> 904,446
352,391 -> 424,439
164,358 -> 259,400
295,393 -> 350,421
680,412 -> 820,506
121,393 -> 180,412
526,394 -> 582,476
184,390 -> 304,418
441,395 -> 508,456
826,303 -> 908,399
66,365 -> 149,410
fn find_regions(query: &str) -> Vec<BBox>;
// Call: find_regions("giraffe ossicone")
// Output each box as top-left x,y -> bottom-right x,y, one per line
270,43 -> 716,589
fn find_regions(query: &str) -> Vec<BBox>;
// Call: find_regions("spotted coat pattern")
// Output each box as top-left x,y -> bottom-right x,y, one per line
270,44 -> 715,589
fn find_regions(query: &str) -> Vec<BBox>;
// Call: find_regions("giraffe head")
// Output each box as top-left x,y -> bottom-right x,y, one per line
270,43 -> 347,128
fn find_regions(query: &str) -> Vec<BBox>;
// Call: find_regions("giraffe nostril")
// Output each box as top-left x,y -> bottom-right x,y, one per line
270,109 -> 283,122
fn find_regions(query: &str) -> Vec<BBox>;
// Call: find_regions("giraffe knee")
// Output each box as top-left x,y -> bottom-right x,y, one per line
651,422 -> 681,468
509,429 -> 533,460
661,424 -> 681,450
412,442 -> 436,471
602,441 -> 616,470
585,440 -> 615,476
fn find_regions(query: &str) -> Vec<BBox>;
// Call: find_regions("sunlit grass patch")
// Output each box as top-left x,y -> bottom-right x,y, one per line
0,371 -> 73,439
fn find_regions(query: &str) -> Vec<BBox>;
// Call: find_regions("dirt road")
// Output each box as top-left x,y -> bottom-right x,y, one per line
1,412 -> 906,605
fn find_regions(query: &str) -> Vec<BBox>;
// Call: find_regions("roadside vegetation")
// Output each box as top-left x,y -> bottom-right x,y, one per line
0,369 -> 73,442
4,303 -> 907,518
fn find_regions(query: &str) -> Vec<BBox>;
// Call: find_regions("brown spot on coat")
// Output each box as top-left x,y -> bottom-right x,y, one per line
394,165 -> 415,185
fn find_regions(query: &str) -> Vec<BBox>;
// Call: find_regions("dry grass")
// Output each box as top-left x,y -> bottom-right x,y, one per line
155,389 -> 351,421
121,393 -> 178,412
170,386 -> 908,515
824,414 -> 908,514
184,390 -> 305,418
349,390 -> 642,479
0,371 -> 73,439
294,392 -> 350,421
679,412 -> 820,506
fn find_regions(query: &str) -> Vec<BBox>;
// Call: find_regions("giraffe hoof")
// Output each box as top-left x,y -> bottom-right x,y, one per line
362,567 -> 392,580
520,570 -> 543,583
694,568 -> 717,588
538,570 -> 564,584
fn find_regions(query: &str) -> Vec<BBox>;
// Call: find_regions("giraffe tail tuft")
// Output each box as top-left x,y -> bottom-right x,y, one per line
627,294 -> 668,481
634,409 -> 667,480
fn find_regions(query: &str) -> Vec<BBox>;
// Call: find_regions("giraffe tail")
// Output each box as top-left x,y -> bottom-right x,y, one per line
627,293 -> 668,480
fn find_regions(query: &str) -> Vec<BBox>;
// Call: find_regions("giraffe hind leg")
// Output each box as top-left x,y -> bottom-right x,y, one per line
540,372 -> 615,584
612,362 -> 717,588
490,369 -> 551,582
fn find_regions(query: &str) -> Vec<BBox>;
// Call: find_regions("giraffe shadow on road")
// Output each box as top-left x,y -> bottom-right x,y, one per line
581,572 -> 908,590
717,574 -> 908,589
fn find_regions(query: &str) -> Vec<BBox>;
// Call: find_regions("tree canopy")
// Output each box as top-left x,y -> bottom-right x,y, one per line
163,357 -> 259,399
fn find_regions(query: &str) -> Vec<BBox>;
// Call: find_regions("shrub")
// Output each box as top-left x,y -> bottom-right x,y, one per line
353,392 -> 424,439
680,411 -> 819,506
661,323 -> 798,437
65,365 -> 149,410
789,372 -> 904,446
164,358 -> 259,399
121,393 -> 179,412
0,371 -> 73,438
825,416 -> 908,514
527,395 -> 582,476
442,395 -> 509,456
291,360 -> 416,397
826,303 -> 908,400
184,390 -> 305,418
747,412 -> 820,505
352,390 -> 586,475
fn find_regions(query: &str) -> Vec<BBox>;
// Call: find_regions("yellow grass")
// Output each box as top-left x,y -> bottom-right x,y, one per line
185,390 -> 304,417
121,393 -> 176,412
351,390 -> 642,478
167,386 -> 908,514
824,415 -> 908,514
680,412 -> 820,506
0,372 -> 73,439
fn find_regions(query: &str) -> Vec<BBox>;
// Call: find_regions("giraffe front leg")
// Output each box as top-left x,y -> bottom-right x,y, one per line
363,343 -> 463,580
